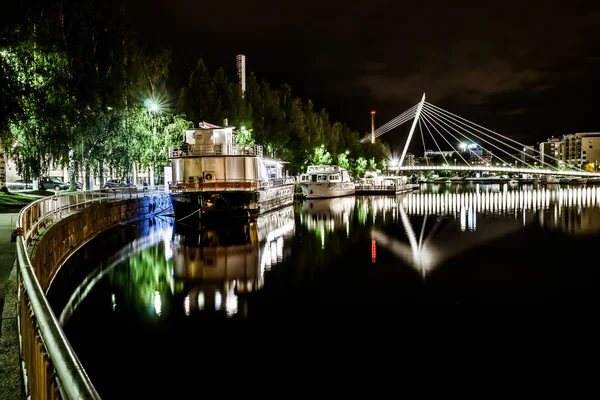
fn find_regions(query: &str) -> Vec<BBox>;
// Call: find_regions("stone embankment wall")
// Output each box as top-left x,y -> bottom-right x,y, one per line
33,194 -> 171,291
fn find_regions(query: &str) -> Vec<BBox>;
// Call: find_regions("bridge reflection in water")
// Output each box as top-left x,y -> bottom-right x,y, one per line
53,184 -> 600,398
301,185 -> 600,277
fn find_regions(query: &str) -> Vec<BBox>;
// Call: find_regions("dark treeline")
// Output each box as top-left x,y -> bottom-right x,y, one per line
176,59 -> 391,175
0,0 -> 390,191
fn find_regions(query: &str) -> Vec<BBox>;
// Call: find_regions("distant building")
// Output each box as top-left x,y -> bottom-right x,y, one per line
538,137 -> 562,167
464,143 -> 492,166
404,152 -> 415,167
560,132 -> 600,168
521,145 -> 536,164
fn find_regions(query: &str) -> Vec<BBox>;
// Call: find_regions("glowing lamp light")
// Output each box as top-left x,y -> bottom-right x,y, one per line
371,110 -> 376,114
459,143 -> 467,150
390,158 -> 399,167
145,98 -> 160,112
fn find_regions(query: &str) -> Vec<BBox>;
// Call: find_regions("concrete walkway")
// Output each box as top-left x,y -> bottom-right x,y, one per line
0,212 -> 24,399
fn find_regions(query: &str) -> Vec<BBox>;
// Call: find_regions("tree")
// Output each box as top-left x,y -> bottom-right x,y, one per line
354,157 -> 368,178
584,162 -> 595,172
337,153 -> 351,170
310,146 -> 332,166
234,126 -> 255,146
176,58 -> 214,125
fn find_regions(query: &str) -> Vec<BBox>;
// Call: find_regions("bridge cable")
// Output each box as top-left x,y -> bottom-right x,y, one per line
424,104 -> 537,170
420,111 -> 471,166
423,103 -> 536,169
424,102 -> 579,171
422,103 -> 536,170
360,107 -> 416,142
375,113 -> 415,139
426,101 -> 582,171
424,103 -> 560,171
370,106 -> 417,141
419,113 -> 452,166
424,103 -> 563,172
359,104 -> 418,142
421,108 -> 496,166
374,104 -> 418,135
417,118 -> 429,166
421,109 -> 487,166
361,113 -> 416,143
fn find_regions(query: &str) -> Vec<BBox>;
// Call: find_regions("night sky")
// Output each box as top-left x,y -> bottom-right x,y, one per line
115,0 -> 600,152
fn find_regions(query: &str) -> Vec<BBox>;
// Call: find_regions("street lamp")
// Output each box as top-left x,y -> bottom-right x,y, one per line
145,99 -> 160,187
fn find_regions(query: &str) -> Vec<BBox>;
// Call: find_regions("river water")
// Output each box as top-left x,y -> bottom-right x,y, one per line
47,183 -> 600,398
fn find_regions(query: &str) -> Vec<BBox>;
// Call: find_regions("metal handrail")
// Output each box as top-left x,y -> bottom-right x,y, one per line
168,143 -> 264,158
15,187 -> 166,400
16,241 -> 101,400
168,177 -> 295,193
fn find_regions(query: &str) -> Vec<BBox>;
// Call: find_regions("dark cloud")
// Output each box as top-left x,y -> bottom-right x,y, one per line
357,59 -> 543,104
119,0 -> 600,142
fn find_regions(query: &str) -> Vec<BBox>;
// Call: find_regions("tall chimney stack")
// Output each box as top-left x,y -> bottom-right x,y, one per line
370,110 -> 376,144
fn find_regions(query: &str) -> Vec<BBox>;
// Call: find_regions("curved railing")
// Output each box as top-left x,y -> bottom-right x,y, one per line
14,188 -> 166,400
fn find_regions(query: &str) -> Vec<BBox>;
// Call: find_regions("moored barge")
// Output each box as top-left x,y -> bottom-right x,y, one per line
168,122 -> 295,224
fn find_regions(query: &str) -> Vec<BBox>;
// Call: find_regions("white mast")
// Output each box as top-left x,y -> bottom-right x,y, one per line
398,93 -> 426,167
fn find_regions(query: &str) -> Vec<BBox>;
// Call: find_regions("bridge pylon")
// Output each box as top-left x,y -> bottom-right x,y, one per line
398,93 -> 425,168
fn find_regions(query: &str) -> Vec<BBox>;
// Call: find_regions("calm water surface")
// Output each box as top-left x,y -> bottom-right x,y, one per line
48,183 -> 600,398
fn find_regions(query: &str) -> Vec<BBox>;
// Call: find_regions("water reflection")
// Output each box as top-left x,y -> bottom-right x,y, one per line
300,185 -> 600,276
171,206 -> 295,317
58,217 -> 175,325
59,206 -> 295,324
56,184 -> 600,400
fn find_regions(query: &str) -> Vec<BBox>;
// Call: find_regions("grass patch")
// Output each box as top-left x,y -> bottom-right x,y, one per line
0,191 -> 43,212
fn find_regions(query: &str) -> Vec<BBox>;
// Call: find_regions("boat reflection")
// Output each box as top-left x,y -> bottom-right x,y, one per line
172,206 -> 295,317
59,207 -> 295,324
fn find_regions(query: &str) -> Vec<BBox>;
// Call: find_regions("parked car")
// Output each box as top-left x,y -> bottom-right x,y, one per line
102,179 -> 133,189
40,177 -> 70,191
5,179 -> 33,190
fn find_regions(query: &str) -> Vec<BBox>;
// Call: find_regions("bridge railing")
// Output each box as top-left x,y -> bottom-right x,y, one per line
15,187 -> 165,400
396,165 -> 600,177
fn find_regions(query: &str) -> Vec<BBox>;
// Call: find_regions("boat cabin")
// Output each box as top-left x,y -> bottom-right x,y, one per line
299,165 -> 350,183
168,123 -> 290,190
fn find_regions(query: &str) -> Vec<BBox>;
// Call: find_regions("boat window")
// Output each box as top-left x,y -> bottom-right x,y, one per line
317,175 -> 327,182
329,174 -> 340,181
311,175 -> 317,182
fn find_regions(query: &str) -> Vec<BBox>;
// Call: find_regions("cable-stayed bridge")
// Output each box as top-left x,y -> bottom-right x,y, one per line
361,94 -> 600,178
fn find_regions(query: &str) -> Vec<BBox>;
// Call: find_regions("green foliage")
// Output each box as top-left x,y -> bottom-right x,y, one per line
368,158 -> 377,170
1,0 -> 393,186
310,146 -> 332,166
354,157 -> 368,178
337,153 -> 351,170
234,126 -> 255,146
